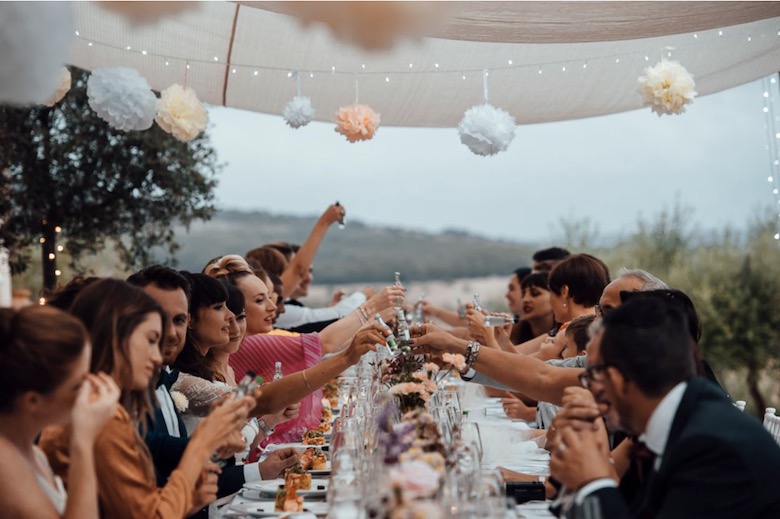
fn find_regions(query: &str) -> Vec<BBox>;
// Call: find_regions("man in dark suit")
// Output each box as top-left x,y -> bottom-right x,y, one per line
550,298 -> 780,518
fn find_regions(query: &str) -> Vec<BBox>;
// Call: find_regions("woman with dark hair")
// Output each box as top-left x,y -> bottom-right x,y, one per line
547,253 -> 610,325
172,276 -> 298,467
0,306 -> 118,519
39,279 -> 251,519
510,272 -> 556,344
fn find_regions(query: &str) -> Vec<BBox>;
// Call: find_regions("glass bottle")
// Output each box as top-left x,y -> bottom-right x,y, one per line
374,314 -> 398,352
273,361 -> 283,381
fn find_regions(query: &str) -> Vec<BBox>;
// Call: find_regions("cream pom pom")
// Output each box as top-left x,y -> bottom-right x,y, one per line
155,84 -> 208,142
458,104 -> 516,156
87,67 -> 157,131
42,67 -> 72,107
169,391 -> 189,413
283,96 -> 316,129
334,103 -> 380,143
638,60 -> 697,116
0,3 -> 74,106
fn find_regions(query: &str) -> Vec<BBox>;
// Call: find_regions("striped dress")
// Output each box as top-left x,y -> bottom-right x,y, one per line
229,332 -> 324,444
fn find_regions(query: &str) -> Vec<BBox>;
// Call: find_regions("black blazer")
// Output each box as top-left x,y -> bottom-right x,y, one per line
576,378 -> 780,518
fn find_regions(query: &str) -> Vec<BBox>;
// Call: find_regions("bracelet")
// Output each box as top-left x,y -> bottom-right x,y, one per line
301,369 -> 313,392
463,341 -> 474,368
257,418 -> 274,437
355,308 -> 367,325
358,305 -> 370,322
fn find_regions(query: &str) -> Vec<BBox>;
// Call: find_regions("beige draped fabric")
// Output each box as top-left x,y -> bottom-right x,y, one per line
68,1 -> 780,127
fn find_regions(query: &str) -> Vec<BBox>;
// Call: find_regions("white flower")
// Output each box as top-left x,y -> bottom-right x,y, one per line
638,60 -> 697,116
155,84 -> 208,142
170,391 -> 188,413
283,96 -> 315,129
389,460 -> 441,500
458,103 -> 516,156
87,67 -> 157,131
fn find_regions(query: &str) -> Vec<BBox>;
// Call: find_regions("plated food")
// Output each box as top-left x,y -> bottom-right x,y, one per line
302,429 -> 326,446
299,447 -> 328,471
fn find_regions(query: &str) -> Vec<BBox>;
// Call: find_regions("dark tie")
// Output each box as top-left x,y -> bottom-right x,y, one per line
632,441 -> 656,486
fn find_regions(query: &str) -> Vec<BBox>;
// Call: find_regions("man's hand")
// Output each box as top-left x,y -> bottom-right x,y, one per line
259,448 -> 300,480
549,427 -> 614,490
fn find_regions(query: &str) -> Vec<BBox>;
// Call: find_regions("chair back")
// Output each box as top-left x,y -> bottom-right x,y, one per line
764,408 -> 780,445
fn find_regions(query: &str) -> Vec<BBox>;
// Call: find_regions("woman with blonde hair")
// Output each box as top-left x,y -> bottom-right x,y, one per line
204,254 -> 401,443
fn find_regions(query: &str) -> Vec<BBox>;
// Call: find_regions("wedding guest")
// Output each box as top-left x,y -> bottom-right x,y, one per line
547,253 -> 610,326
508,269 -> 551,344
531,247 -> 570,273
204,254 -> 401,443
550,298 -> 780,518
46,276 -> 101,311
38,278 -> 252,519
0,306 -> 119,519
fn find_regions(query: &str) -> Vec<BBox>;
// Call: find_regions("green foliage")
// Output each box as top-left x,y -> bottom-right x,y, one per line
0,67 -> 220,277
570,203 -> 780,412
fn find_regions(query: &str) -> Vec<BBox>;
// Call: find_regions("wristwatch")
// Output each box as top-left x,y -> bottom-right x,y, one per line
257,418 -> 275,437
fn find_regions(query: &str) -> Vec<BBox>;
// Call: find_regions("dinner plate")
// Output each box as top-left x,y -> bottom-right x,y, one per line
244,479 -> 330,498
265,442 -> 330,452
230,501 -> 325,517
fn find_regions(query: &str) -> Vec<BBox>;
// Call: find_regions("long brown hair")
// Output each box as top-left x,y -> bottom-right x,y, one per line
0,306 -> 88,413
69,278 -> 166,427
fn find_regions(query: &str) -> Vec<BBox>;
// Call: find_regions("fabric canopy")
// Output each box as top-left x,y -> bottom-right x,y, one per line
69,1 -> 780,127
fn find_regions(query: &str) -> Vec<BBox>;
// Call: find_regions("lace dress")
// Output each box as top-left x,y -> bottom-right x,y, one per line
172,373 -> 258,461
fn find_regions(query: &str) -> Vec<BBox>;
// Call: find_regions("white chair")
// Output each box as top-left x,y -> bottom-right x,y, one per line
764,408 -> 780,445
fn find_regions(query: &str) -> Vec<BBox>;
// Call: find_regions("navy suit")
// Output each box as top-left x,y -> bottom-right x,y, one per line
577,378 -> 780,518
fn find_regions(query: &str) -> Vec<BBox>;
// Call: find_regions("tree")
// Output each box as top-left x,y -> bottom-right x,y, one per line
0,67 -> 220,294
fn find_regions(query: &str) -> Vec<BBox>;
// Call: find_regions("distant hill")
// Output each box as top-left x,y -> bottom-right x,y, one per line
168,210 -> 538,283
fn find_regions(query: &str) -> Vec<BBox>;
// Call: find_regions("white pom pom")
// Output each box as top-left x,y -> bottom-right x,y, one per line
155,84 -> 208,142
87,67 -> 157,131
638,60 -> 697,116
0,3 -> 74,105
458,104 -> 516,156
283,96 -> 316,129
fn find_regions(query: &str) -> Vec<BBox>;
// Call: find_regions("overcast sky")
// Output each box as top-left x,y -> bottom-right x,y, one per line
206,78 -> 772,244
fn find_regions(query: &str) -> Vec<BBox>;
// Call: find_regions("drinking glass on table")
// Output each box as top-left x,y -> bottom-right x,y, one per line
461,421 -> 484,462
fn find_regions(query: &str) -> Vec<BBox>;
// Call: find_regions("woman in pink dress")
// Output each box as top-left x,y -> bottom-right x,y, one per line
205,255 -> 402,444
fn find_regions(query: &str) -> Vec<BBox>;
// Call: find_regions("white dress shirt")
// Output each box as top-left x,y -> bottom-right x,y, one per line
575,381 -> 688,503
274,291 -> 367,329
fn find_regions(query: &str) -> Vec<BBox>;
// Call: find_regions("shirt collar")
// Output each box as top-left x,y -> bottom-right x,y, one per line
638,381 -> 687,457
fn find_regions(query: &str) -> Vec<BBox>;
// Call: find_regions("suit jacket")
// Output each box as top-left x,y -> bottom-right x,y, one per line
577,378 -> 780,518
145,368 -> 247,498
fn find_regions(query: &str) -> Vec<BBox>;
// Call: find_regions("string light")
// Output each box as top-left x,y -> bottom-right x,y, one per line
70,22 -> 772,80
55,270 -> 62,276
48,253 -> 55,260
39,297 -> 46,305
57,245 -> 64,252
54,226 -> 61,233
39,237 -> 45,244
760,74 -> 780,240
253,70 -> 258,76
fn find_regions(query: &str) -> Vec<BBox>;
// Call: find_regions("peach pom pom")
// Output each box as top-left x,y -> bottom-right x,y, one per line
334,103 -> 380,143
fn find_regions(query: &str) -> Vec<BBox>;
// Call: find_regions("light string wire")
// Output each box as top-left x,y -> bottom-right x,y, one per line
71,25 -> 779,79
760,73 -> 780,240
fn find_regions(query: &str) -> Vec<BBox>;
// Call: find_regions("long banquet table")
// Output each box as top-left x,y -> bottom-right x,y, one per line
217,383 -> 555,518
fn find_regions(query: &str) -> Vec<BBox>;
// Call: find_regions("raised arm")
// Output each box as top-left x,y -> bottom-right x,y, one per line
280,204 -> 344,299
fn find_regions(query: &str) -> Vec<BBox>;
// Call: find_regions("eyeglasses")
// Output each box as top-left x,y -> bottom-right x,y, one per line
578,363 -> 610,389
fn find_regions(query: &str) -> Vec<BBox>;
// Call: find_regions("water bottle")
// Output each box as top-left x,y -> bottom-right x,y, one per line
393,271 -> 402,287
457,298 -> 467,319
395,307 -> 410,343
374,314 -> 398,352
472,294 -> 482,312
483,315 -> 516,327
273,361 -> 283,381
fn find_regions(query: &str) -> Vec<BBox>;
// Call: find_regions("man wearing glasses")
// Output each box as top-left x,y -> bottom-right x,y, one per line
550,298 -> 780,518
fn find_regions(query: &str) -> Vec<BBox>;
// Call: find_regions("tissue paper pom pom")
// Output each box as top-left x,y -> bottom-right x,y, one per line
458,104 -> 516,156
87,67 -> 157,132
0,3 -> 74,105
287,3 -> 447,50
155,84 -> 208,141
283,96 -> 316,129
42,67 -> 72,107
638,60 -> 697,116
98,1 -> 200,26
335,104 -> 380,142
